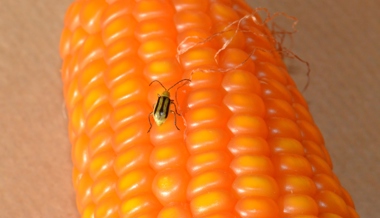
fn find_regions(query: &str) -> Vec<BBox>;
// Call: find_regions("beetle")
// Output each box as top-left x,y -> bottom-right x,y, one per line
147,79 -> 191,133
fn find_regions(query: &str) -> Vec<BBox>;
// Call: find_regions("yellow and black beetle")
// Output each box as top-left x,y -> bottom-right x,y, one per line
147,79 -> 191,133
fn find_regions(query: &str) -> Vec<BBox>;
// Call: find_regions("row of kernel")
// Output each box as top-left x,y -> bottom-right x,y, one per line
256,30 -> 357,217
174,0 -> 236,217
257,59 -> 319,216
61,0 -> 122,217
135,0 -> 181,86
112,0 -> 187,217
208,3 -> 276,216
286,85 -> 358,216
226,2 -> 322,215
208,1 -> 283,217
131,0 -> 194,215
207,1 -> 282,217
62,0 -> 110,217
98,0 -> 173,216
221,59 -> 278,217
133,0 -> 193,217
101,9 -> 154,218
80,0 -> 122,217
185,82 -> 235,218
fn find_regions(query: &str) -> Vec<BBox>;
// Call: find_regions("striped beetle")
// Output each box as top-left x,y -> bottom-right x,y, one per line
147,79 -> 191,133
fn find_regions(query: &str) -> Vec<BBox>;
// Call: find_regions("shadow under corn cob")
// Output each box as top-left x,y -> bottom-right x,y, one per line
59,0 -> 359,217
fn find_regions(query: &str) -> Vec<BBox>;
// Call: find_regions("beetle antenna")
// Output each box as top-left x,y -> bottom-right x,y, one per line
167,79 -> 191,91
149,80 -> 167,90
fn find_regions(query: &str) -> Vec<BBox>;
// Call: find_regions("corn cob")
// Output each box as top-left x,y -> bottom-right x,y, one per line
59,0 -> 359,217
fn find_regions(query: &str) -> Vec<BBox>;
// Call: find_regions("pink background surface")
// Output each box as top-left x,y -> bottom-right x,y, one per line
0,0 -> 378,217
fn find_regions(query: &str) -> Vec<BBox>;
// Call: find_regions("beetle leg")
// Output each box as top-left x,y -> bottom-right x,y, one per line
147,112 -> 153,133
170,110 -> 180,130
171,100 -> 181,116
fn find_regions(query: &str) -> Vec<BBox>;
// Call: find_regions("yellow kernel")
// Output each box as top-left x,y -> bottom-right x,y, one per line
186,128 -> 230,154
152,169 -> 189,205
268,137 -> 305,155
102,14 -> 136,46
187,151 -> 231,176
231,155 -> 274,176
228,114 -> 268,137
278,194 -> 318,216
186,105 -> 228,130
113,144 -> 152,176
120,194 -> 161,216
174,10 -> 212,32
224,92 -> 265,116
277,175 -> 317,196
132,0 -> 174,22
272,154 -> 313,177
91,174 -> 118,203
150,142 -> 189,170
143,58 -> 182,81
88,151 -> 115,179
227,135 -> 270,156
233,174 -> 279,199
79,0 -> 108,34
138,38 -> 177,63
180,47 -> 218,71
190,190 -> 234,217
222,69 -> 261,93
187,170 -> 233,199
315,191 -> 350,218
158,204 -> 192,218
210,2 -> 240,22
117,168 -> 155,198
267,118 -> 302,140
235,197 -> 279,217
187,88 -> 224,109
105,37 -> 139,64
